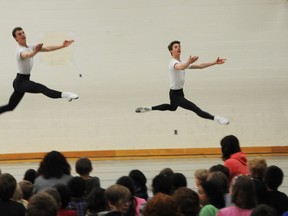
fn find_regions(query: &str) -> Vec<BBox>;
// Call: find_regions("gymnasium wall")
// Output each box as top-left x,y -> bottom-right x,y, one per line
0,0 -> 288,155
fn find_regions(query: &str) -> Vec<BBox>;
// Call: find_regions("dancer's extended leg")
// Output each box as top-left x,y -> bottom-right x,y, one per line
14,74 -> 78,102
0,91 -> 24,114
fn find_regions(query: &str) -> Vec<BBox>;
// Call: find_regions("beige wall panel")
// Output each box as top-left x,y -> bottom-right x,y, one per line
0,0 -> 288,153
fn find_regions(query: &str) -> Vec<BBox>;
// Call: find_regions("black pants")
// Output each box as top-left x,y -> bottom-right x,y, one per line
0,74 -> 62,114
152,89 -> 214,119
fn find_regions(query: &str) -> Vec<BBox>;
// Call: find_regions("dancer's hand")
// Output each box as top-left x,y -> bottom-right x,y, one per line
215,57 -> 226,64
188,55 -> 199,64
34,43 -> 43,53
62,40 -> 74,47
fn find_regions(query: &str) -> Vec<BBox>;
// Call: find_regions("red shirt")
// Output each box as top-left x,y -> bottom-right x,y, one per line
224,151 -> 250,181
58,209 -> 79,216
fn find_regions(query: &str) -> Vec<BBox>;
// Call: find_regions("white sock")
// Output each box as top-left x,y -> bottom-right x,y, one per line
61,92 -> 72,98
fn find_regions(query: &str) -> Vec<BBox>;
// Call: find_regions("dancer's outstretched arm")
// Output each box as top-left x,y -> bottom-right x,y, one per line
189,57 -> 226,69
41,40 -> 74,52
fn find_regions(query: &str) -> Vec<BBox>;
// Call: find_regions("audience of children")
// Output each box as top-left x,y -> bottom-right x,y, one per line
0,135 -> 288,216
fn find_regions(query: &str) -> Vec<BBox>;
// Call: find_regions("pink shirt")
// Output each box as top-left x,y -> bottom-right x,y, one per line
217,205 -> 252,216
135,196 -> 146,216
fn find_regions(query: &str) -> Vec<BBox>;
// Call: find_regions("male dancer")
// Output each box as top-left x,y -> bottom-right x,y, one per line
135,40 -> 229,125
0,27 -> 78,115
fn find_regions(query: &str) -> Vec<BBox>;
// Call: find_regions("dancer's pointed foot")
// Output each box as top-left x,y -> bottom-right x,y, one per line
214,116 -> 229,125
62,92 -> 79,102
67,93 -> 79,102
135,107 -> 151,113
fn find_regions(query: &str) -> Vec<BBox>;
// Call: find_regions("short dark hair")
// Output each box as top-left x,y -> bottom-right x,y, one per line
209,164 -> 230,180
152,174 -> 172,195
251,204 -> 277,216
85,187 -> 106,213
24,169 -> 38,184
168,41 -> 180,52
116,176 -> 135,196
75,157 -> 93,176
68,177 -> 86,198
12,27 -> 23,38
0,173 -> 17,201
264,165 -> 283,190
171,173 -> 187,190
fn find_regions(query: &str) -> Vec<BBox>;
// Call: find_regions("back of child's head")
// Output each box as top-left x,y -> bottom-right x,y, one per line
0,173 -> 17,201
75,157 -> 93,176
116,176 -> 135,196
194,169 -> 209,188
264,165 -> 283,190
143,193 -> 178,216
251,204 -> 277,216
209,164 -> 230,180
53,183 -> 71,209
128,169 -> 147,187
152,174 -> 172,195
231,175 -> 256,209
68,176 -> 86,198
45,187 -> 61,209
171,172 -> 187,190
27,192 -> 58,216
19,180 -> 33,200
248,158 -> 267,179
173,187 -> 200,216
105,184 -> 131,207
23,169 -> 38,184
86,187 -> 106,213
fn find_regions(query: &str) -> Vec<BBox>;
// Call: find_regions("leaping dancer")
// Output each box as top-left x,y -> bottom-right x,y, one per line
0,27 -> 79,115
135,40 -> 229,125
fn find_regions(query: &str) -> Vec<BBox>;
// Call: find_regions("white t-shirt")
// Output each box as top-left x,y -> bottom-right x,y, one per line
168,58 -> 186,90
16,45 -> 35,75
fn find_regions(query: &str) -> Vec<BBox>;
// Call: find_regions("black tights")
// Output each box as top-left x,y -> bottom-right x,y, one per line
0,74 -> 62,114
152,89 -> 214,119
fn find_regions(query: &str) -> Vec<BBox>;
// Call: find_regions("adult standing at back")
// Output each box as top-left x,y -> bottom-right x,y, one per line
220,135 -> 249,182
33,151 -> 73,193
